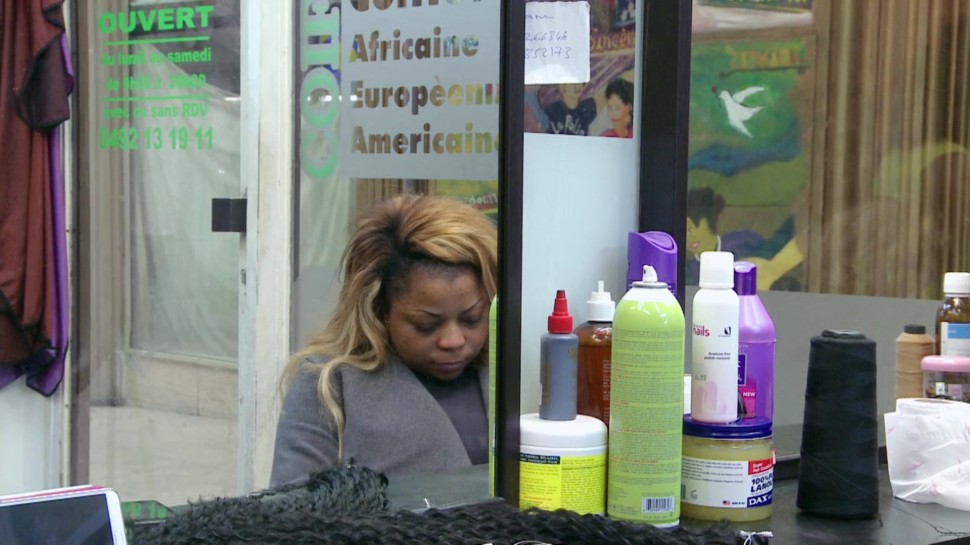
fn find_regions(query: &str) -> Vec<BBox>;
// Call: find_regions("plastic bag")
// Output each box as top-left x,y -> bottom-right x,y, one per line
884,397 -> 970,512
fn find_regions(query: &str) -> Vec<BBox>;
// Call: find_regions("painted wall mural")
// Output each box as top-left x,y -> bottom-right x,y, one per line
687,35 -> 815,291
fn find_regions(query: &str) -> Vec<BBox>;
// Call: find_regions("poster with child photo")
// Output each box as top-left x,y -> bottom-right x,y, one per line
524,0 -> 636,139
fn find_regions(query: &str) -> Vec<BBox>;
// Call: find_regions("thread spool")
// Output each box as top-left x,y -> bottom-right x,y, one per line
895,324 -> 934,401
797,329 -> 879,518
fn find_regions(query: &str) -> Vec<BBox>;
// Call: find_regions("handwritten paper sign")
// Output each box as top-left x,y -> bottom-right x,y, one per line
524,1 -> 591,85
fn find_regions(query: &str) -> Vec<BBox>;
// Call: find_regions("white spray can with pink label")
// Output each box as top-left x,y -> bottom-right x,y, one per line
690,251 -> 739,424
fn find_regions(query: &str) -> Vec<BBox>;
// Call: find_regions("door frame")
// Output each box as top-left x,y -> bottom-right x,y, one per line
236,0 -> 295,493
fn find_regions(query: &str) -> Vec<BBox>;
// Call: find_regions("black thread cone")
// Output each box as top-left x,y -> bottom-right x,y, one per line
797,329 -> 879,518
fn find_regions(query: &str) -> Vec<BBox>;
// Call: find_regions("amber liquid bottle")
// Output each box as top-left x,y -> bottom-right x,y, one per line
935,272 -> 970,356
575,281 -> 615,427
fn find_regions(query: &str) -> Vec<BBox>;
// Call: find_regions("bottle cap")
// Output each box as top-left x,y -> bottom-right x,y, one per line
521,414 -> 607,447
943,272 -> 970,296
733,261 -> 758,295
903,324 -> 926,335
547,290 -> 573,334
586,281 -> 615,322
699,251 -> 735,289
627,231 -> 678,292
632,265 -> 667,288
921,355 -> 970,373
683,415 -> 772,439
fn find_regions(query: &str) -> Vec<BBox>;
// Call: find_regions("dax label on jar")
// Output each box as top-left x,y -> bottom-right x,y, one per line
680,415 -> 774,522
681,456 -> 774,509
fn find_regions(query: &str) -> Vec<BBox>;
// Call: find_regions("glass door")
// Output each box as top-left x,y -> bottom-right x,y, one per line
292,1 -> 501,345
76,0 -> 243,508
289,0 -> 502,499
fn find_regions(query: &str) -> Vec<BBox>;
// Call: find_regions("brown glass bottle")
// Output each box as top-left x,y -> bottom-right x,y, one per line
574,281 -> 615,427
935,272 -> 970,356
576,321 -> 613,427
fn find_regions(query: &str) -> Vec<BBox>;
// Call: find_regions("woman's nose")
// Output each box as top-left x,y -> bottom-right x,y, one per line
437,321 -> 465,349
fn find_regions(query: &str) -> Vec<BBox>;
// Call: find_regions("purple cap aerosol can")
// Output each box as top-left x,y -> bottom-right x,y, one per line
627,231 -> 678,295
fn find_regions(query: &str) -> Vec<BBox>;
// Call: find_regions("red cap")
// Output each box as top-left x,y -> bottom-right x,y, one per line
547,290 -> 573,334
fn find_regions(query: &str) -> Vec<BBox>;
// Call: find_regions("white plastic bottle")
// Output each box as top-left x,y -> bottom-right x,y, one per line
691,251 -> 740,423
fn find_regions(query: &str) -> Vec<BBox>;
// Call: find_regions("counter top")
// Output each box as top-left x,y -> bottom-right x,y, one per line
682,467 -> 970,545
387,464 -> 970,544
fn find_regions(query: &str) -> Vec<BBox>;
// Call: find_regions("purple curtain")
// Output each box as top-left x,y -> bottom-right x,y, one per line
0,0 -> 73,395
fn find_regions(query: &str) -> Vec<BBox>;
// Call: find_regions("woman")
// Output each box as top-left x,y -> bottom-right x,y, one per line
269,194 -> 498,486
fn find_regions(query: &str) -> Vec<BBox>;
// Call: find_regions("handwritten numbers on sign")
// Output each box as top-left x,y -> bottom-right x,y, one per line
524,1 -> 591,85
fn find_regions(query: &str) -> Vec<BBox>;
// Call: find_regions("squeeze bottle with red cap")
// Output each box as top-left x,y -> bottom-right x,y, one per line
539,290 -> 579,420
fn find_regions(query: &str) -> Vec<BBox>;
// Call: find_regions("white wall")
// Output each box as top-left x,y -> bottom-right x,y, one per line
0,382 -> 65,495
520,133 -> 639,413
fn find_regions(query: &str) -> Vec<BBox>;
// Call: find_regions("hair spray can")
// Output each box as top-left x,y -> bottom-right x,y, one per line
607,265 -> 685,527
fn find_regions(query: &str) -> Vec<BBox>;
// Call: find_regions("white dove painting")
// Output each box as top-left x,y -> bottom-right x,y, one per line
717,86 -> 765,138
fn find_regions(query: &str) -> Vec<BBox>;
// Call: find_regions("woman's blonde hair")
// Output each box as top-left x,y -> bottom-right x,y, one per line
280,194 -> 498,462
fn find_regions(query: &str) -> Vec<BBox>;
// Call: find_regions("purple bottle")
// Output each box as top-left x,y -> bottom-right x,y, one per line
734,262 -> 776,421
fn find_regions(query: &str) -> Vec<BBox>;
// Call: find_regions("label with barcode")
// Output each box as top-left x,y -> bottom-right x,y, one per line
681,456 -> 773,509
641,496 -> 675,513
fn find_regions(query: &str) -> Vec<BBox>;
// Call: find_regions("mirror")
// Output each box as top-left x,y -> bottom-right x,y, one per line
685,2 -> 970,448
74,0 -> 511,510
290,0 -> 505,506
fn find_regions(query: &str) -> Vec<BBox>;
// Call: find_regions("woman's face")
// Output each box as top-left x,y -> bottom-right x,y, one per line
386,267 -> 490,381
606,94 -> 632,134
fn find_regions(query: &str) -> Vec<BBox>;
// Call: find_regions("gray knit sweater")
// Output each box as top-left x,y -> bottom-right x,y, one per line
269,357 -> 489,487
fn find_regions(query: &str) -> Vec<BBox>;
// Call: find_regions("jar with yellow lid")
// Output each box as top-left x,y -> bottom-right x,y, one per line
681,416 -> 774,522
